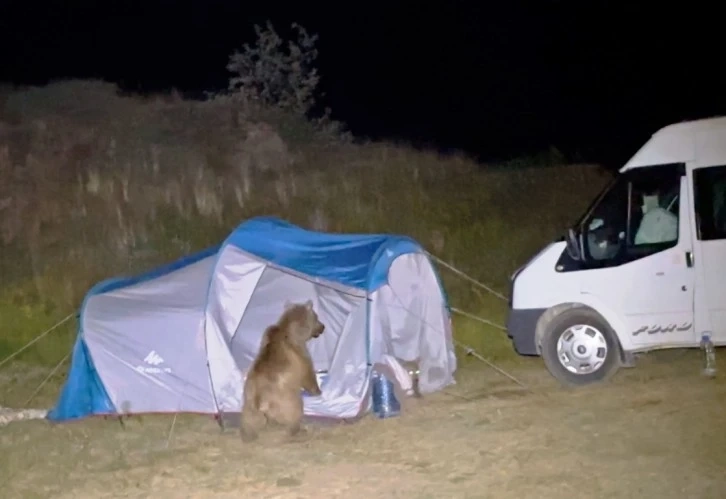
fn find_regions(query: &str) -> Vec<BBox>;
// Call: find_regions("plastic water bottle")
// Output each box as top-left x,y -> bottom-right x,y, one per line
371,371 -> 401,418
700,333 -> 717,377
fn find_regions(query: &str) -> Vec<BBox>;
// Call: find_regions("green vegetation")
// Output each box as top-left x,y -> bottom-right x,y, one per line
0,22 -> 612,373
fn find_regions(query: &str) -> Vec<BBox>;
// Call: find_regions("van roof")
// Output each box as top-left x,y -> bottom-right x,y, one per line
622,116 -> 726,171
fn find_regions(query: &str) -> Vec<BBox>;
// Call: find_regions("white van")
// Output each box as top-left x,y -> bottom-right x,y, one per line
507,116 -> 726,386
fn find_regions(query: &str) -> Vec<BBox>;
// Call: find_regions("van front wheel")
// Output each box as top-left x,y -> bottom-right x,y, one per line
540,308 -> 621,387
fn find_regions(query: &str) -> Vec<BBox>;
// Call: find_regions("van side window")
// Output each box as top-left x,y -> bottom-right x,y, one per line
583,163 -> 682,265
694,165 -> 726,241
629,173 -> 680,248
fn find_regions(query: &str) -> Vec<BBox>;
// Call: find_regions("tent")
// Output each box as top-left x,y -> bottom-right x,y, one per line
48,216 -> 457,423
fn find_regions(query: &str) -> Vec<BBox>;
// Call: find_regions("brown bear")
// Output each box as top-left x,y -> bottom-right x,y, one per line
240,299 -> 325,442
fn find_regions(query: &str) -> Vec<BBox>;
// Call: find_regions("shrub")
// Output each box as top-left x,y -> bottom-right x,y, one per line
226,21 -> 321,117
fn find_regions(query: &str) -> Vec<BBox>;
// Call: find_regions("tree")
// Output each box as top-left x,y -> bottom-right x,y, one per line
227,22 -> 321,116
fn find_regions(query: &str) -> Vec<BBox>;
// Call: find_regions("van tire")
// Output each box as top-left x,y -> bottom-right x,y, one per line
540,307 -> 621,387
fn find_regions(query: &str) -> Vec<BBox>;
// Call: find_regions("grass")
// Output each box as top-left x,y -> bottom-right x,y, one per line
1,350 -> 725,498
3,79 -> 726,498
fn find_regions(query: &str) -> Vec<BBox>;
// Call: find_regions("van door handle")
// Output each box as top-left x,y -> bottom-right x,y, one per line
685,251 -> 694,268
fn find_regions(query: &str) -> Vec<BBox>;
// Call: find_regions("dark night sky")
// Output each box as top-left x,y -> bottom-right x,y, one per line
0,1 -> 724,166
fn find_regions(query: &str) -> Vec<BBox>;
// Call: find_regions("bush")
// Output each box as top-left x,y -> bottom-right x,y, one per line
227,21 -> 320,117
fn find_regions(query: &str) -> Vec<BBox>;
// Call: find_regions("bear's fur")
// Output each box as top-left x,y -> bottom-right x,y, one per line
240,299 -> 325,442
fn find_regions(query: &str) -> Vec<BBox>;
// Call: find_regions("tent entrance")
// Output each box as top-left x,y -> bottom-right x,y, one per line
224,263 -> 372,420
229,265 -> 367,374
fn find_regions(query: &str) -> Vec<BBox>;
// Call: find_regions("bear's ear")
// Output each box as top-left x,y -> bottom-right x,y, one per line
305,299 -> 313,310
283,300 -> 293,310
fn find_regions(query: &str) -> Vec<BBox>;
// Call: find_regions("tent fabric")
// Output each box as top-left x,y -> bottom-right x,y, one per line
224,216 -> 427,291
48,216 -> 457,422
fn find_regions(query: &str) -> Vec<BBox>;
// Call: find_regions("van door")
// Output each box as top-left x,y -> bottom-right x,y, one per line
578,163 -> 696,349
691,163 -> 726,345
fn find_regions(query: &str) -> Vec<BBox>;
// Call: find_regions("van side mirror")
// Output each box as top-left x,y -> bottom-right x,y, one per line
565,228 -> 584,261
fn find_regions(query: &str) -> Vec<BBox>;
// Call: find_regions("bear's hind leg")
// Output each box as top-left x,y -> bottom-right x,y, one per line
269,393 -> 305,439
240,404 -> 266,443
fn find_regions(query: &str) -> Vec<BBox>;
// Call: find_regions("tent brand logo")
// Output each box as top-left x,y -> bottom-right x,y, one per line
136,350 -> 172,374
144,351 -> 164,365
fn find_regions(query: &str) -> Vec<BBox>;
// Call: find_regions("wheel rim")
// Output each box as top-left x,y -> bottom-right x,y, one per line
556,324 -> 608,375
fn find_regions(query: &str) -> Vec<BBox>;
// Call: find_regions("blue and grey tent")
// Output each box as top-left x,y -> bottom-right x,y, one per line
48,217 -> 456,422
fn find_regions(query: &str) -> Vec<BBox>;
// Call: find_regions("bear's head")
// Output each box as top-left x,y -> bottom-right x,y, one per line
281,299 -> 325,343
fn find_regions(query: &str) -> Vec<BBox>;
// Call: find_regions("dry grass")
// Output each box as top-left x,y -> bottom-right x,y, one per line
1,351 -> 725,498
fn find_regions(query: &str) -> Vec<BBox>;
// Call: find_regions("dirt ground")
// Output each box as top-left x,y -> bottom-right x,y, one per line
1,350 -> 725,499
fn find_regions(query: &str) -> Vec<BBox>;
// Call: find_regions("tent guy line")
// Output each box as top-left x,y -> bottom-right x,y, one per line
450,307 -> 507,331
453,340 -> 533,394
24,351 -> 71,407
0,312 -> 74,370
4,308 -> 521,412
426,252 -> 508,303
0,255 -> 510,378
0,300 -> 509,379
382,282 -> 525,391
